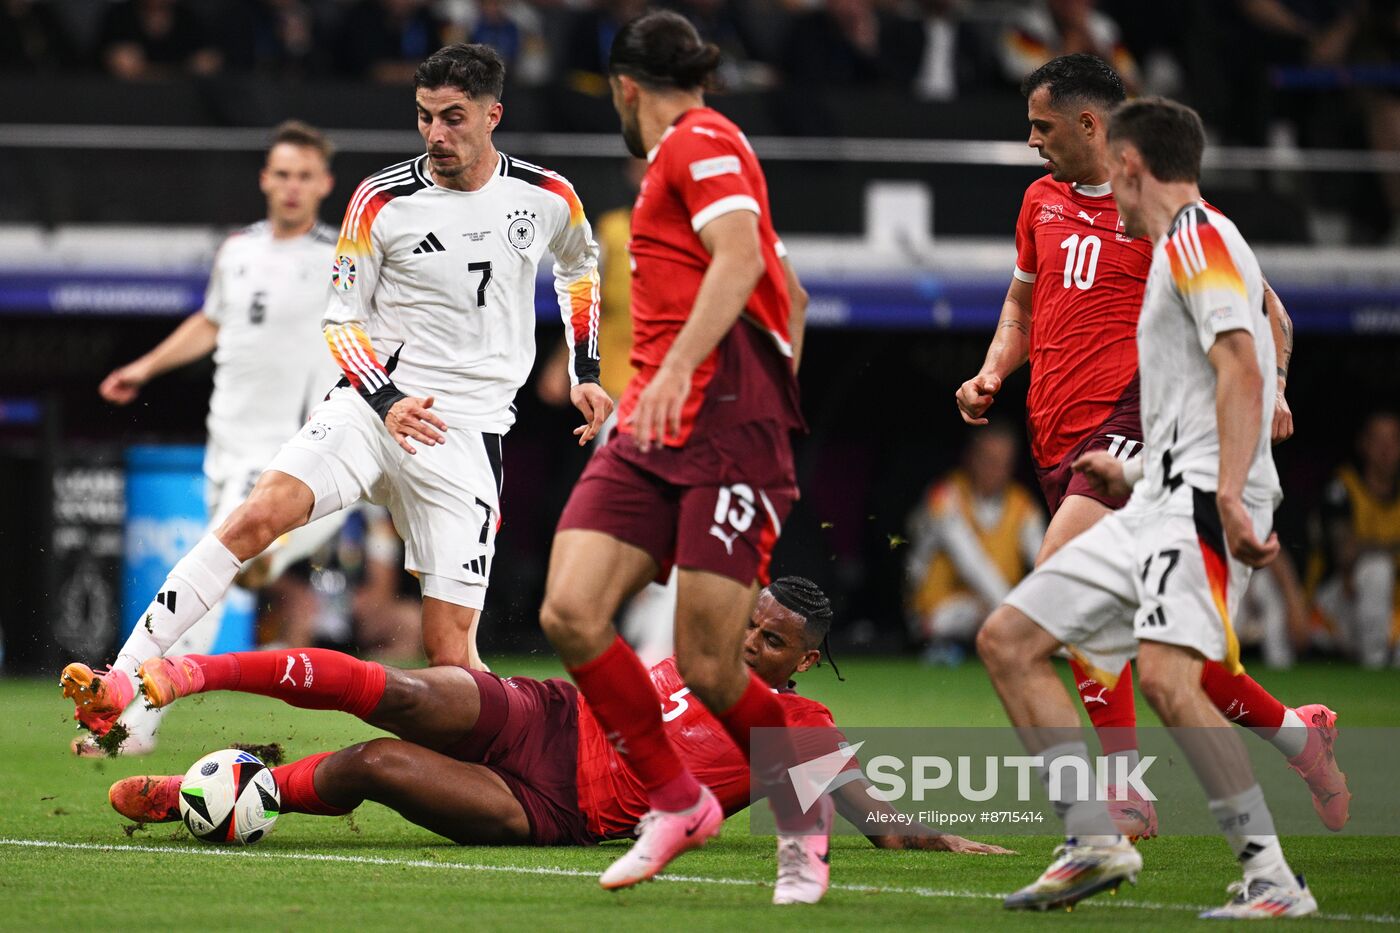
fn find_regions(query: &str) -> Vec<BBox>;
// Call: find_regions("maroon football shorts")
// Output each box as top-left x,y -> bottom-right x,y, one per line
1034,383 -> 1143,515
442,670 -> 597,846
557,420 -> 798,587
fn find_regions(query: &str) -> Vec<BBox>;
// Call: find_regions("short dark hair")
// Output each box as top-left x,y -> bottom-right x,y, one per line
414,43 -> 506,100
608,10 -> 721,92
1020,53 -> 1125,113
766,576 -> 834,649
270,120 -> 334,163
1107,97 -> 1206,183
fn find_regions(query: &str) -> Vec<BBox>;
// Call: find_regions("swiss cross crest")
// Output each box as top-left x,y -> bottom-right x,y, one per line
506,210 -> 536,249
1037,203 -> 1065,226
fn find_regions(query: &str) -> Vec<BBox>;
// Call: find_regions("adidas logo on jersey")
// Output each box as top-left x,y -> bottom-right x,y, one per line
412,232 -> 446,254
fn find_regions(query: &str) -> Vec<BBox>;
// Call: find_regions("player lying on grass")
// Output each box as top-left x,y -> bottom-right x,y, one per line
108,576 -> 1013,858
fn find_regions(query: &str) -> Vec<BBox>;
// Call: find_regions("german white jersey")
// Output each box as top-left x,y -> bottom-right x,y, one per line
323,152 -> 600,432
1135,203 -> 1281,508
202,220 -> 341,459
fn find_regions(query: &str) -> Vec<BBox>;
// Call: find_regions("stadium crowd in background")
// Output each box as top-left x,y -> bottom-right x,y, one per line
3,0 -> 1396,240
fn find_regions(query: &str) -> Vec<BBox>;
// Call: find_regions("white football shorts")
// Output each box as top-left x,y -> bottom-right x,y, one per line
264,388 -> 501,609
1004,483 -> 1270,683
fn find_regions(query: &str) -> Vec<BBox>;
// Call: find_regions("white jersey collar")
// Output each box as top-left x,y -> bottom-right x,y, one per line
422,152 -> 506,193
1072,180 -> 1113,197
647,126 -> 675,164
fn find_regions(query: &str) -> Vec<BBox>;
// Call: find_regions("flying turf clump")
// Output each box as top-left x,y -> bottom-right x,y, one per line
229,742 -> 285,766
95,722 -> 131,758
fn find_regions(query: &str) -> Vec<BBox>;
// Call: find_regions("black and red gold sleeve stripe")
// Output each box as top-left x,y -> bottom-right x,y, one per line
324,323 -> 405,420
1166,209 -> 1246,300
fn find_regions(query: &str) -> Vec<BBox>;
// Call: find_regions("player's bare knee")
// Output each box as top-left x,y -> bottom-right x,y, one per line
423,640 -> 469,669
1136,666 -> 1187,721
219,497 -> 291,558
540,591 -> 610,658
343,737 -> 412,787
976,607 -> 1025,673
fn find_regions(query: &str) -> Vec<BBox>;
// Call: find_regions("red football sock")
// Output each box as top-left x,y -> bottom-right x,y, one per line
1200,662 -> 1287,734
1069,659 -> 1139,756
716,672 -> 816,832
186,649 -> 386,720
569,636 -> 701,812
271,752 -> 351,816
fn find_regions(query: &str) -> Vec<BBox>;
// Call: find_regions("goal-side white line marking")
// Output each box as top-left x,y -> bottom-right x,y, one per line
1,838 -> 1394,924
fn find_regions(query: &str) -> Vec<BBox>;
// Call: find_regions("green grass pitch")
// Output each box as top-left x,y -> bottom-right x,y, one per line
2,657 -> 1398,930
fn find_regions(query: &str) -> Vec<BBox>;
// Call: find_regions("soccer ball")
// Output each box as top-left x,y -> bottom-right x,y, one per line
178,749 -> 280,845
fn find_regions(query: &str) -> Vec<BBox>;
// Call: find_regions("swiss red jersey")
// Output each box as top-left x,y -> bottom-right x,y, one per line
1014,176 -> 1152,467
574,658 -> 845,840
618,107 -> 801,446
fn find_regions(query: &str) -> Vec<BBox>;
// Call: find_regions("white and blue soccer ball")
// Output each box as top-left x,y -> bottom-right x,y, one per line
178,748 -> 280,845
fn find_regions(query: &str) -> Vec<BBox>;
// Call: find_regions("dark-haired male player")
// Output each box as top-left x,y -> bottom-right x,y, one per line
982,98 -> 1317,917
534,11 -> 822,902
63,44 -> 613,733
958,54 -> 1346,834
111,577 -> 1013,860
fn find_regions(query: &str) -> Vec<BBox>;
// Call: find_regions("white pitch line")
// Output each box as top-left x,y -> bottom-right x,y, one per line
1,838 -> 1395,925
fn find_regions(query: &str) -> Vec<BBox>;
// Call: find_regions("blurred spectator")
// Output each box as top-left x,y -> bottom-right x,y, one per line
1353,0 -> 1400,240
218,0 -> 325,78
904,427 -> 1045,664
1000,0 -> 1140,94
780,0 -> 924,89
665,0 -> 776,90
260,508 -> 422,662
1198,0 -> 1358,146
455,0 -> 551,85
910,0 -> 999,101
562,0 -> 647,93
1238,551 -> 1312,669
1311,411 -> 1400,668
0,0 -> 79,73
97,0 -> 222,80
333,0 -> 453,84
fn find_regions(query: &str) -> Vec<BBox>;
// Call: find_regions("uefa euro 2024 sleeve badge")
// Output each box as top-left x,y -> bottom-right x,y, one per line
506,210 -> 537,250
332,255 -> 356,291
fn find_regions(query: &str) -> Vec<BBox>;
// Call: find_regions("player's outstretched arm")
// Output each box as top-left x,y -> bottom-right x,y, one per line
1263,279 -> 1295,444
830,777 -> 1015,854
99,311 -> 219,405
630,209 -> 766,450
1209,330 -> 1280,567
955,277 -> 1032,425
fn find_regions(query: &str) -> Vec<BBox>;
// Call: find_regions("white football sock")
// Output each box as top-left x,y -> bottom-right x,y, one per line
114,600 -> 226,743
1209,783 -> 1292,884
114,534 -> 242,673
1268,708 -> 1309,759
1041,740 -> 1121,844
